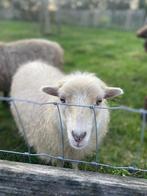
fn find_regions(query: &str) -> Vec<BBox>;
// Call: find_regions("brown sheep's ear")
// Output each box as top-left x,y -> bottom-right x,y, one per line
104,87 -> 123,99
42,86 -> 59,97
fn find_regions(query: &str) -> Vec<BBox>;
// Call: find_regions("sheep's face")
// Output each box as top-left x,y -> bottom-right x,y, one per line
42,73 -> 123,150
59,94 -> 98,149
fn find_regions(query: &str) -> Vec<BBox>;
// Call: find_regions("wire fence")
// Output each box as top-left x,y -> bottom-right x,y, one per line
0,96 -> 147,173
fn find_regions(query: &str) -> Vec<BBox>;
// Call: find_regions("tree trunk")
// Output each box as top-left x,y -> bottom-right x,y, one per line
39,0 -> 51,35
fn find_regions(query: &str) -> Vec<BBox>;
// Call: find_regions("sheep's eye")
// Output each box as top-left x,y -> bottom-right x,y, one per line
60,97 -> 66,103
96,99 -> 102,105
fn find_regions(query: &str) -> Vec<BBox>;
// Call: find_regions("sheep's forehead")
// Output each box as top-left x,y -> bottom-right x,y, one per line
59,77 -> 105,100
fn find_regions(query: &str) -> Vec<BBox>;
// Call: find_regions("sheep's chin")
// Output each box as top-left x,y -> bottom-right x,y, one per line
71,144 -> 86,150
69,140 -> 88,150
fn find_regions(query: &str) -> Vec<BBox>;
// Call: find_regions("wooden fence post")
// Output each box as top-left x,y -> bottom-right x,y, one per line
0,160 -> 147,195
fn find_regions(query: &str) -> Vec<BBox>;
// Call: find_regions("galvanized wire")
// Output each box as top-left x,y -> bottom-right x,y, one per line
12,101 -> 31,163
56,103 -> 65,166
91,106 -> 99,163
1,96 -> 147,114
0,96 -> 146,173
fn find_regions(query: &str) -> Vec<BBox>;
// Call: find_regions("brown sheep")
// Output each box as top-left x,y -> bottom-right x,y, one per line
137,25 -> 147,51
0,39 -> 64,97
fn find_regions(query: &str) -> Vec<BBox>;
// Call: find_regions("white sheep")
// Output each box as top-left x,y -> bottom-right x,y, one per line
10,61 -> 123,165
0,39 -> 64,97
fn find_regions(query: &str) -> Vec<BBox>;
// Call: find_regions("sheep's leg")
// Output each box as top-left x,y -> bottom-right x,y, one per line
56,159 -> 64,168
51,159 -> 64,168
72,162 -> 79,170
1,91 -> 9,106
46,158 -> 52,166
4,91 -> 8,97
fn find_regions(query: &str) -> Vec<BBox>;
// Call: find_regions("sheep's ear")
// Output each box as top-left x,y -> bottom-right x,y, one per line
41,80 -> 66,97
42,86 -> 59,97
104,87 -> 123,99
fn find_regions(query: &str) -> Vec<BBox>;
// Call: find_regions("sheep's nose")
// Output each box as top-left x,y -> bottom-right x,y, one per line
72,131 -> 87,143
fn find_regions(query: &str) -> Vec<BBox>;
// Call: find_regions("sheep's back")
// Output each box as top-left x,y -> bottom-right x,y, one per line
0,39 -> 64,94
6,39 -> 64,73
11,61 -> 64,99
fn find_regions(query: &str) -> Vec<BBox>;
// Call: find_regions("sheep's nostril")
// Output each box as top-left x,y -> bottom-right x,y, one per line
71,130 -> 75,139
81,131 -> 86,139
72,131 -> 87,143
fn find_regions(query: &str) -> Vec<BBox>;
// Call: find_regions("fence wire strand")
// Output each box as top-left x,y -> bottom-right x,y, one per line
0,96 -> 146,173
56,103 -> 65,166
91,106 -> 99,163
12,101 -> 32,163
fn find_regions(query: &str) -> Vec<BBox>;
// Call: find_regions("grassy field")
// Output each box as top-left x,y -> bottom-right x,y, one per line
0,20 -> 146,178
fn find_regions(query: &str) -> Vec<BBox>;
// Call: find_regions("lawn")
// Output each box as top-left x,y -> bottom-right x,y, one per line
0,20 -> 146,178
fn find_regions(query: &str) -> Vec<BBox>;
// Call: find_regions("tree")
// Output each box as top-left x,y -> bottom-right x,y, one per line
39,0 -> 51,35
12,0 -> 40,21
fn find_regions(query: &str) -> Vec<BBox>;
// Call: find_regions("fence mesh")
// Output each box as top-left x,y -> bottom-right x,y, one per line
0,96 -> 146,174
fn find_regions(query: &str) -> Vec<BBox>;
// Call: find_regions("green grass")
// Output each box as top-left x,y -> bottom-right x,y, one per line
0,20 -> 146,178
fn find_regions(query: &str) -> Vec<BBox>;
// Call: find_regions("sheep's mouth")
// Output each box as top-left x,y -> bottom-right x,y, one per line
71,142 -> 86,150
68,132 -> 89,150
